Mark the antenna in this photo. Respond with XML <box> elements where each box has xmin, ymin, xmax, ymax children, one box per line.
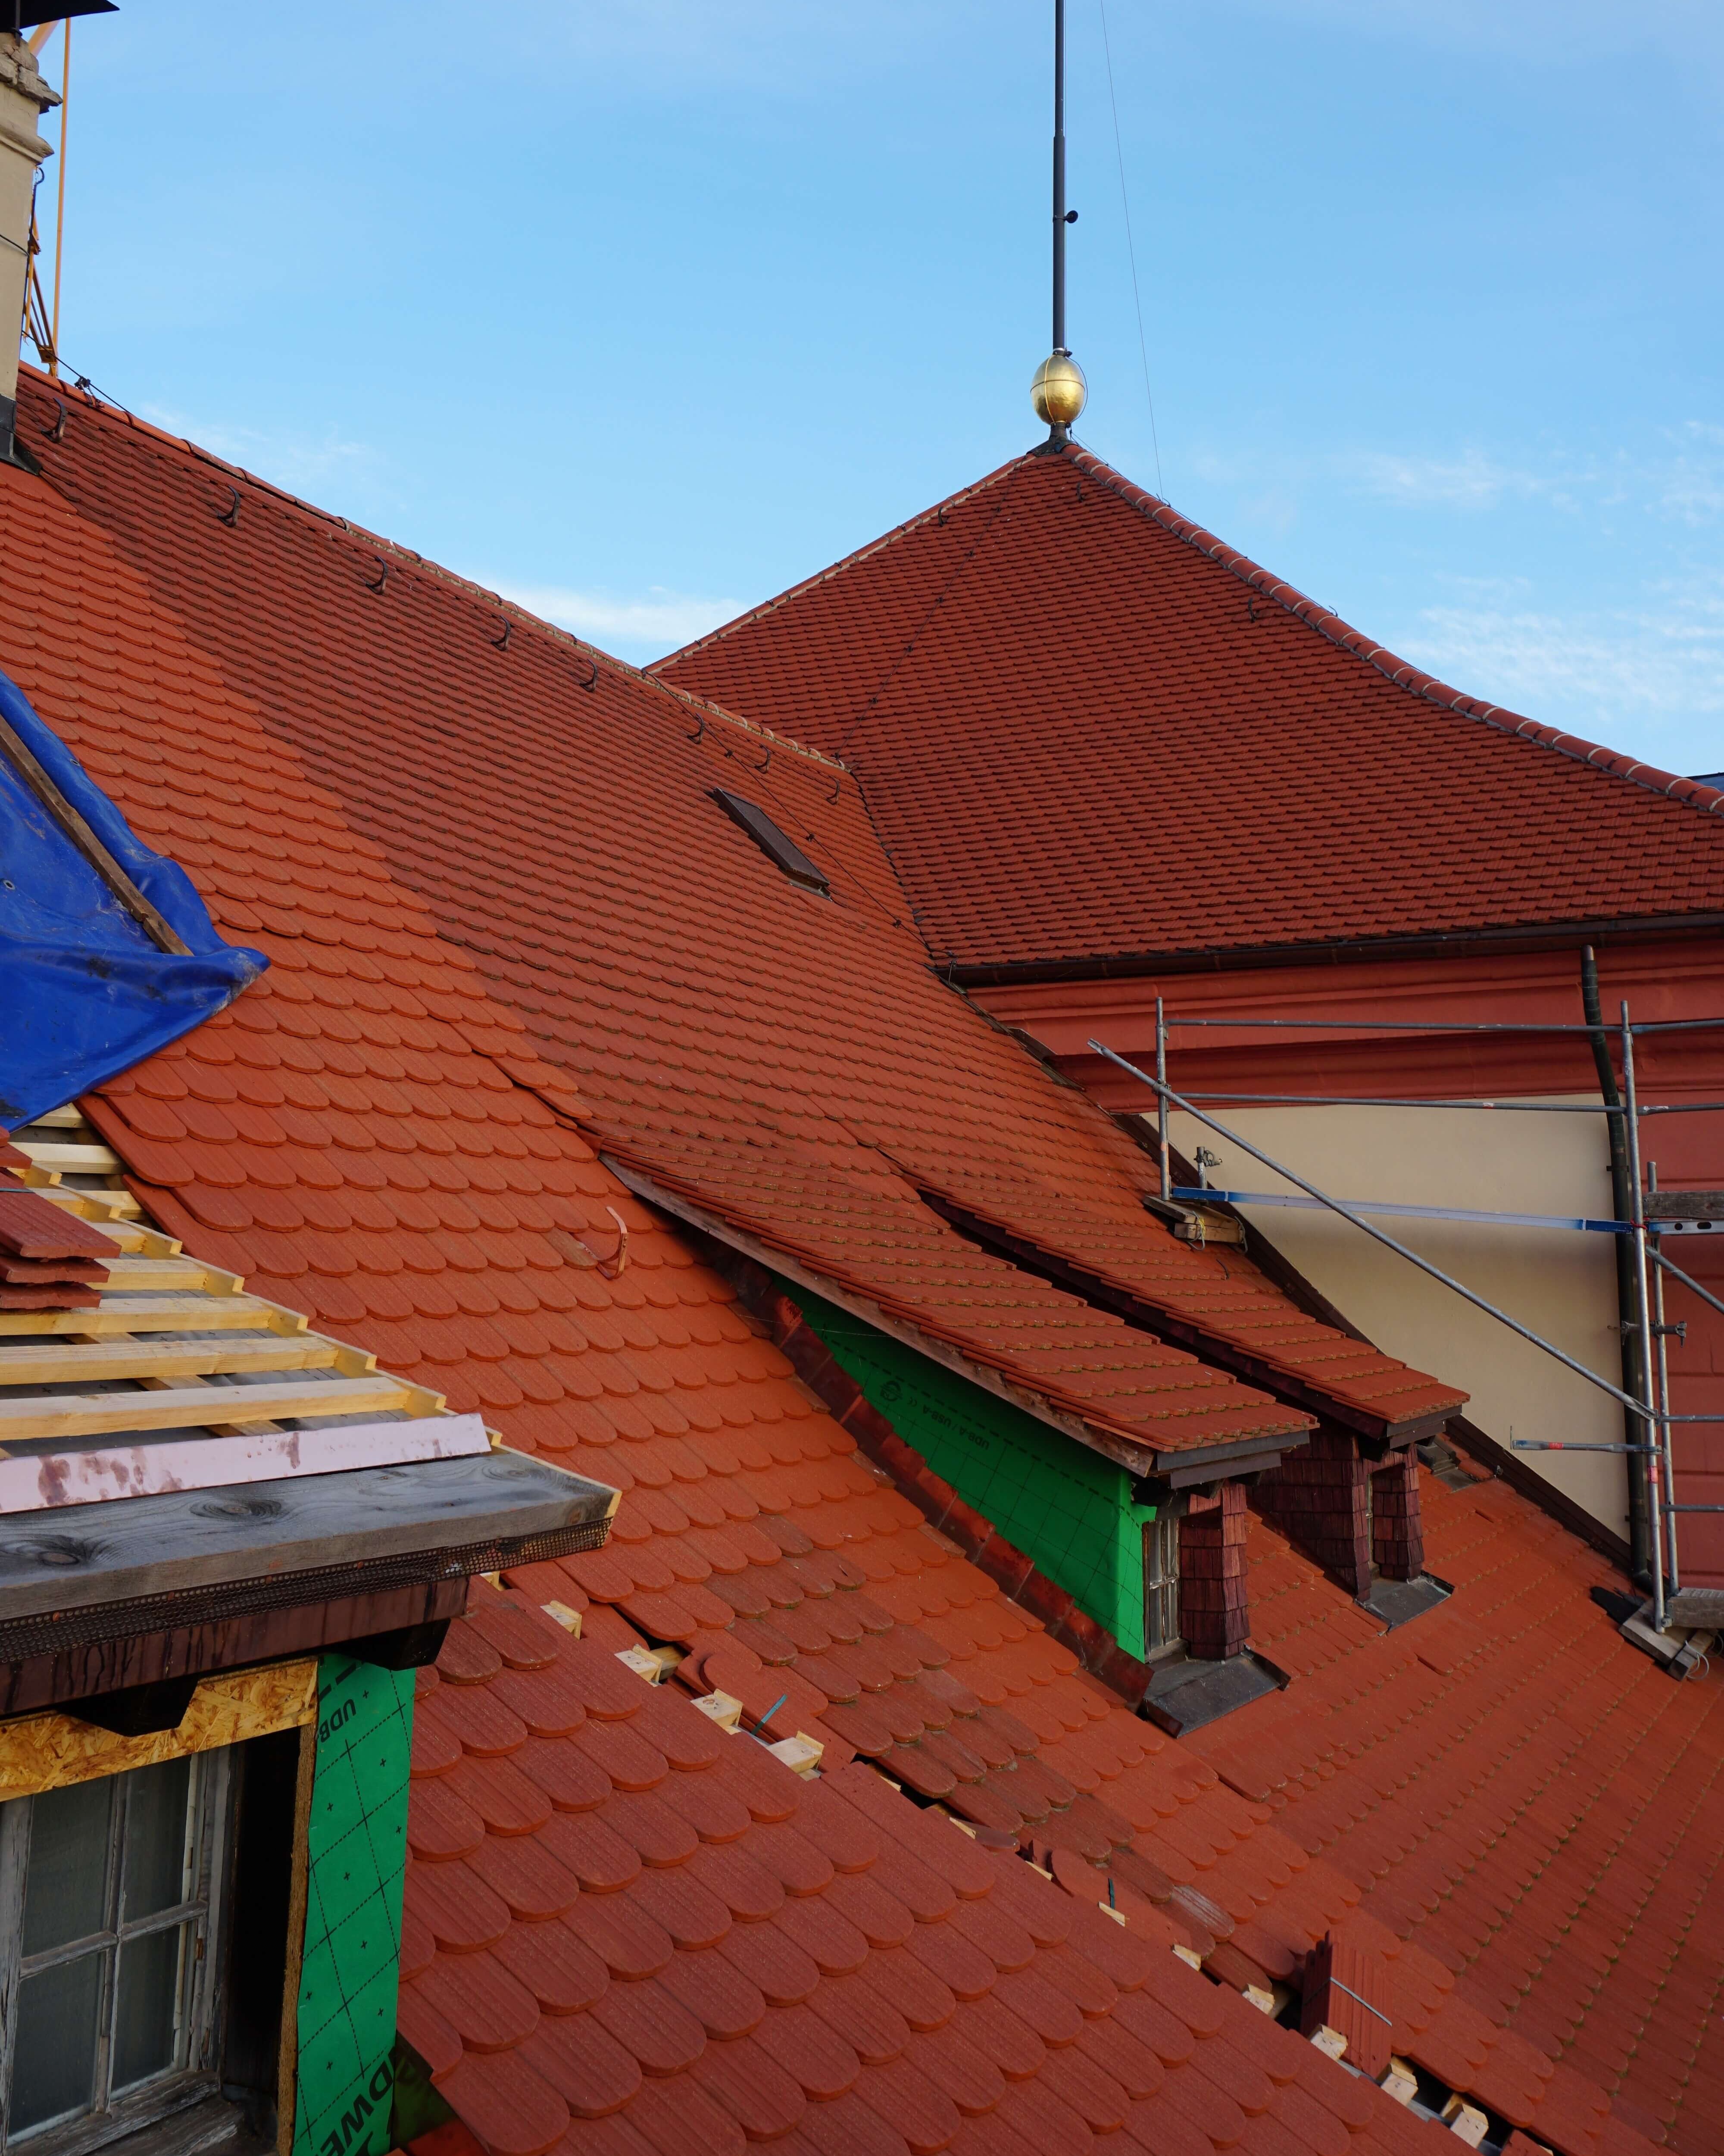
<box><xmin>1030</xmin><ymin>0</ymin><xmax>1087</xmax><ymax>441</ymax></box>
<box><xmin>1052</xmin><ymin>0</ymin><xmax>1068</xmax><ymax>355</ymax></box>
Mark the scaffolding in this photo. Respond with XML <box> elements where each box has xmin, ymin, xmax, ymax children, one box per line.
<box><xmin>1093</xmin><ymin>993</ymin><xmax>1724</xmax><ymax>1639</ymax></box>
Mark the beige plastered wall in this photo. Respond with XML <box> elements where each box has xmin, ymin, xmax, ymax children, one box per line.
<box><xmin>1165</xmin><ymin>1097</ymin><xmax>1628</xmax><ymax>1540</ymax></box>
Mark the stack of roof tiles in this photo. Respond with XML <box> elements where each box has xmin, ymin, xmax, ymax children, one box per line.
<box><xmin>657</xmin><ymin>446</ymin><xmax>1724</xmax><ymax>973</ymax></box>
<box><xmin>0</xmin><ymin>371</ymin><xmax>1712</xmax><ymax>2154</ymax></box>
<box><xmin>0</xmin><ymin>1180</ymin><xmax>116</xmax><ymax>1308</ymax></box>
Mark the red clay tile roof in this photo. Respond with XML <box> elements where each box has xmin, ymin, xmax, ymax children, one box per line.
<box><xmin>1189</xmin><ymin>1468</ymin><xmax>1722</xmax><ymax>2156</ymax></box>
<box><xmin>657</xmin><ymin>444</ymin><xmax>1724</xmax><ymax>977</ymax></box>
<box><xmin>0</xmin><ymin>367</ymin><xmax>1458</xmax><ymax>1457</ymax></box>
<box><xmin>0</xmin><ymin>371</ymin><xmax>1705</xmax><ymax>2153</ymax></box>
<box><xmin>409</xmin><ymin>1581</ymin><xmax>1462</xmax><ymax>2156</ymax></box>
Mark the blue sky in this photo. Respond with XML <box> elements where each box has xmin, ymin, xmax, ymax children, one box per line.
<box><xmin>30</xmin><ymin>0</ymin><xmax>1724</xmax><ymax>772</ymax></box>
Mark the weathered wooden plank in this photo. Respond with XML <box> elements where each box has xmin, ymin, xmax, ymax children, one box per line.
<box><xmin>0</xmin><ymin>1335</ymin><xmax>349</xmax><ymax>1390</ymax></box>
<box><xmin>0</xmin><ymin>1295</ymin><xmax>299</xmax><ymax>1338</ymax></box>
<box><xmin>1646</xmin><ymin>1191</ymin><xmax>1724</xmax><ymax>1223</ymax></box>
<box><xmin>0</xmin><ymin>1448</ymin><xmax>619</xmax><ymax>1618</ymax></box>
<box><xmin>0</xmin><ymin>1578</ymin><xmax>471</xmax><ymax>1719</ymax></box>
<box><xmin>0</xmin><ymin>1412</ymin><xmax>490</xmax><ymax>1513</ymax></box>
<box><xmin>0</xmin><ymin>1373</ymin><xmax>416</xmax><ymax>1444</ymax></box>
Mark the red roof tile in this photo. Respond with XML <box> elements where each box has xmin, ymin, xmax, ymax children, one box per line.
<box><xmin>659</xmin><ymin>443</ymin><xmax>1724</xmax><ymax>976</ymax></box>
<box><xmin>403</xmin><ymin>1587</ymin><xmax>1452</xmax><ymax>2156</ymax></box>
<box><xmin>0</xmin><ymin>371</ymin><xmax>1706</xmax><ymax>2154</ymax></box>
<box><xmin>0</xmin><ymin>368</ymin><xmax>1455</xmax><ymax>1462</ymax></box>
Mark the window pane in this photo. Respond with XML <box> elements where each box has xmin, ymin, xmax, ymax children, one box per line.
<box><xmin>122</xmin><ymin>1757</ymin><xmax>194</xmax><ymax>1922</ymax></box>
<box><xmin>10</xmin><ymin>1950</ymin><xmax>103</xmax><ymax>2135</ymax></box>
<box><xmin>112</xmin><ymin>1924</ymin><xmax>191</xmax><ymax>2095</ymax></box>
<box><xmin>21</xmin><ymin>1779</ymin><xmax>113</xmax><ymax>1957</ymax></box>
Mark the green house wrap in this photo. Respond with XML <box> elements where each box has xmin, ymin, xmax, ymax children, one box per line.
<box><xmin>293</xmin><ymin>1656</ymin><xmax>415</xmax><ymax>2156</ymax></box>
<box><xmin>786</xmin><ymin>1282</ymin><xmax>1152</xmax><ymax>1660</ymax></box>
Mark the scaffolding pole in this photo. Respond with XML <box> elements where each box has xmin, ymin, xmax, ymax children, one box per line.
<box><xmin>1127</xmin><ymin>999</ymin><xmax>1724</xmax><ymax>1629</ymax></box>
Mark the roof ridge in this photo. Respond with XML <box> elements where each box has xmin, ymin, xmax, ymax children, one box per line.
<box><xmin>1065</xmin><ymin>441</ymin><xmax>1724</xmax><ymax>822</ymax></box>
<box><xmin>650</xmin><ymin>448</ymin><xmax>1032</xmax><ymax>674</ymax></box>
<box><xmin>18</xmin><ymin>364</ymin><xmax>849</xmax><ymax>778</ymax></box>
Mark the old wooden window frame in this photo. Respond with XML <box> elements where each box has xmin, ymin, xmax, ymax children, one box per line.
<box><xmin>1143</xmin><ymin>1509</ymin><xmax>1181</xmax><ymax>1653</ymax></box>
<box><xmin>0</xmin><ymin>1749</ymin><xmax>235</xmax><ymax>2156</ymax></box>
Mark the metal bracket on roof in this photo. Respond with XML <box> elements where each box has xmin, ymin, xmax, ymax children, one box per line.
<box><xmin>43</xmin><ymin>399</ymin><xmax>65</xmax><ymax>444</ymax></box>
<box><xmin>365</xmin><ymin>556</ymin><xmax>389</xmax><ymax>593</ymax></box>
<box><xmin>491</xmin><ymin>617</ymin><xmax>511</xmax><ymax>651</ymax></box>
<box><xmin>217</xmin><ymin>486</ymin><xmax>240</xmax><ymax>528</ymax></box>
<box><xmin>578</xmin><ymin>652</ymin><xmax>598</xmax><ymax>692</ymax></box>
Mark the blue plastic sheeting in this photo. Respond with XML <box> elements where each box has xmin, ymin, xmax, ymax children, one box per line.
<box><xmin>0</xmin><ymin>666</ymin><xmax>266</xmax><ymax>1130</ymax></box>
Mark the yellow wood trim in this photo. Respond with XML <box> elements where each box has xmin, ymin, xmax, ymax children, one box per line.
<box><xmin>0</xmin><ymin>1660</ymin><xmax>319</xmax><ymax>1798</ymax></box>
<box><xmin>0</xmin><ymin>1337</ymin><xmax>345</xmax><ymax>1389</ymax></box>
<box><xmin>13</xmin><ymin>1141</ymin><xmax>124</xmax><ymax>1174</ymax></box>
<box><xmin>0</xmin><ymin>1295</ymin><xmax>290</xmax><ymax>1338</ymax></box>
<box><xmin>98</xmin><ymin>1257</ymin><xmax>243</xmax><ymax>1293</ymax></box>
<box><xmin>0</xmin><ymin>1373</ymin><xmax>416</xmax><ymax>1443</ymax></box>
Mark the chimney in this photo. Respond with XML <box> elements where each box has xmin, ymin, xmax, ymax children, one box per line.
<box><xmin>0</xmin><ymin>30</ymin><xmax>57</xmax><ymax>467</ymax></box>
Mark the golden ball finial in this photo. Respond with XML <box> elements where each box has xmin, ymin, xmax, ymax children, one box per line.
<box><xmin>1031</xmin><ymin>350</ymin><xmax>1087</xmax><ymax>430</ymax></box>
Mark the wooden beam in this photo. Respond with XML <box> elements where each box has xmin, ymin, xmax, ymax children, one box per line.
<box><xmin>98</xmin><ymin>1256</ymin><xmax>243</xmax><ymax>1293</ymax></box>
<box><xmin>12</xmin><ymin>1140</ymin><xmax>125</xmax><ymax>1176</ymax></box>
<box><xmin>0</xmin><ymin>1294</ymin><xmax>298</xmax><ymax>1338</ymax></box>
<box><xmin>0</xmin><ymin>1371</ymin><xmax>419</xmax><ymax>1444</ymax></box>
<box><xmin>0</xmin><ymin>1335</ymin><xmax>347</xmax><ymax>1389</ymax></box>
<box><xmin>0</xmin><ymin>705</ymin><xmax>192</xmax><ymax>955</ymax></box>
<box><xmin>0</xmin><ymin>1579</ymin><xmax>470</xmax><ymax>1722</ymax></box>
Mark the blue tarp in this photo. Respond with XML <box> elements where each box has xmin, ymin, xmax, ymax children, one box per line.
<box><xmin>0</xmin><ymin>666</ymin><xmax>267</xmax><ymax>1130</ymax></box>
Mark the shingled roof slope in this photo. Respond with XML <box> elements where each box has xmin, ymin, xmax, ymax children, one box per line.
<box><xmin>403</xmin><ymin>1580</ymin><xmax>1461</xmax><ymax>2156</ymax></box>
<box><xmin>0</xmin><ymin>393</ymin><xmax>1459</xmax><ymax>2156</ymax></box>
<box><xmin>2</xmin><ymin>366</ymin><xmax>1461</xmax><ymax>1461</ymax></box>
<box><xmin>656</xmin><ymin>445</ymin><xmax>1724</xmax><ymax>975</ymax></box>
<box><xmin>0</xmin><ymin>375</ymin><xmax>1699</xmax><ymax>2154</ymax></box>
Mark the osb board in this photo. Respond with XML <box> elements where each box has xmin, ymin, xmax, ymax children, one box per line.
<box><xmin>0</xmin><ymin>1657</ymin><xmax>318</xmax><ymax>1797</ymax></box>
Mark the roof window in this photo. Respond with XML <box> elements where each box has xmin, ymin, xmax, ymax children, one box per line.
<box><xmin>711</xmin><ymin>789</ymin><xmax>829</xmax><ymax>895</ymax></box>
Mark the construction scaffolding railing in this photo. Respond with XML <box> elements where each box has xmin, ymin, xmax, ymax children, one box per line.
<box><xmin>1096</xmin><ymin>993</ymin><xmax>1724</xmax><ymax>1636</ymax></box>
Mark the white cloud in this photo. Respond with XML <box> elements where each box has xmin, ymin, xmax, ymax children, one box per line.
<box><xmin>1349</xmin><ymin>448</ymin><xmax>1543</xmax><ymax>511</ymax></box>
<box><xmin>492</xmin><ymin>583</ymin><xmax>743</xmax><ymax>655</ymax></box>
<box><xmin>140</xmin><ymin>405</ymin><xmax>382</xmax><ymax>501</ymax></box>
<box><xmin>1396</xmin><ymin>574</ymin><xmax>1724</xmax><ymax>739</ymax></box>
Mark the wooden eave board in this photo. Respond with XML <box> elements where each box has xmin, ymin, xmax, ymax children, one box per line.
<box><xmin>0</xmin><ymin>1449</ymin><xmax>620</xmax><ymax>1619</ymax></box>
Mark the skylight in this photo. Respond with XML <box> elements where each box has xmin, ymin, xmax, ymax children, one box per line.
<box><xmin>710</xmin><ymin>789</ymin><xmax>830</xmax><ymax>895</ymax></box>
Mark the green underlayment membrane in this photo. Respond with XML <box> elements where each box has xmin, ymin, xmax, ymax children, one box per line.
<box><xmin>293</xmin><ymin>1655</ymin><xmax>414</xmax><ymax>2156</ymax></box>
<box><xmin>785</xmin><ymin>1280</ymin><xmax>1152</xmax><ymax>1660</ymax></box>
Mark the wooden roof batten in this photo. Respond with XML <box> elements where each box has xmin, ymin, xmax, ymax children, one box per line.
<box><xmin>0</xmin><ymin>1104</ymin><xmax>619</xmax><ymax>1721</ymax></box>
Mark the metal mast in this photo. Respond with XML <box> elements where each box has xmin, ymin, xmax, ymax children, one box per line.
<box><xmin>1052</xmin><ymin>0</ymin><xmax>1068</xmax><ymax>354</ymax></box>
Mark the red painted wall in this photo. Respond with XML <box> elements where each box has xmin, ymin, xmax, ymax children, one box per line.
<box><xmin>979</xmin><ymin>936</ymin><xmax>1724</xmax><ymax>1581</ymax></box>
